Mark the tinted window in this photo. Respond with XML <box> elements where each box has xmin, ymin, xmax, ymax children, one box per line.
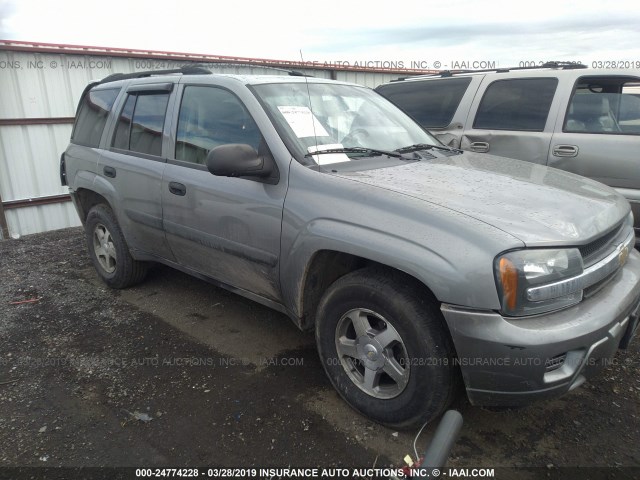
<box><xmin>72</xmin><ymin>88</ymin><xmax>120</xmax><ymax>147</ymax></box>
<box><xmin>377</xmin><ymin>77</ymin><xmax>472</xmax><ymax>128</ymax></box>
<box><xmin>473</xmin><ymin>78</ymin><xmax>558</xmax><ymax>131</ymax></box>
<box><xmin>112</xmin><ymin>95</ymin><xmax>136</xmax><ymax>150</ymax></box>
<box><xmin>565</xmin><ymin>77</ymin><xmax>640</xmax><ymax>134</ymax></box>
<box><xmin>175</xmin><ymin>86</ymin><xmax>261</xmax><ymax>165</ymax></box>
<box><xmin>112</xmin><ymin>93</ymin><xmax>169</xmax><ymax>156</ymax></box>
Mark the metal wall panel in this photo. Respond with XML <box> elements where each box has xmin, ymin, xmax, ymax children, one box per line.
<box><xmin>5</xmin><ymin>202</ymin><xmax>81</xmax><ymax>238</ymax></box>
<box><xmin>335</xmin><ymin>71</ymin><xmax>399</xmax><ymax>88</ymax></box>
<box><xmin>0</xmin><ymin>124</ymin><xmax>72</xmax><ymax>199</ymax></box>
<box><xmin>0</xmin><ymin>49</ymin><xmax>402</xmax><ymax>238</ymax></box>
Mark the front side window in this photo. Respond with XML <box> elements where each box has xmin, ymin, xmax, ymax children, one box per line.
<box><xmin>473</xmin><ymin>78</ymin><xmax>558</xmax><ymax>131</ymax></box>
<box><xmin>175</xmin><ymin>86</ymin><xmax>262</xmax><ymax>165</ymax></box>
<box><xmin>252</xmin><ymin>82</ymin><xmax>440</xmax><ymax>164</ymax></box>
<box><xmin>376</xmin><ymin>77</ymin><xmax>472</xmax><ymax>129</ymax></box>
<box><xmin>112</xmin><ymin>93</ymin><xmax>170</xmax><ymax>156</ymax></box>
<box><xmin>72</xmin><ymin>88</ymin><xmax>120</xmax><ymax>147</ymax></box>
<box><xmin>564</xmin><ymin>77</ymin><xmax>640</xmax><ymax>134</ymax></box>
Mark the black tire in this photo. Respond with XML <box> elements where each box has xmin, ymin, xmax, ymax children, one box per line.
<box><xmin>315</xmin><ymin>267</ymin><xmax>458</xmax><ymax>429</ymax></box>
<box><xmin>85</xmin><ymin>204</ymin><xmax>148</xmax><ymax>289</ymax></box>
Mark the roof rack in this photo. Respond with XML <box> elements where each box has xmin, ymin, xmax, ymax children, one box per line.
<box><xmin>99</xmin><ymin>65</ymin><xmax>212</xmax><ymax>84</ymax></box>
<box><xmin>98</xmin><ymin>63</ymin><xmax>312</xmax><ymax>86</ymax></box>
<box><xmin>392</xmin><ymin>61</ymin><xmax>587</xmax><ymax>82</ymax></box>
<box><xmin>211</xmin><ymin>63</ymin><xmax>312</xmax><ymax>77</ymax></box>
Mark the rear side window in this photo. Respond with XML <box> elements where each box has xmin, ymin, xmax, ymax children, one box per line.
<box><xmin>376</xmin><ymin>77</ymin><xmax>472</xmax><ymax>129</ymax></box>
<box><xmin>72</xmin><ymin>88</ymin><xmax>120</xmax><ymax>147</ymax></box>
<box><xmin>473</xmin><ymin>78</ymin><xmax>558</xmax><ymax>131</ymax></box>
<box><xmin>112</xmin><ymin>93</ymin><xmax>170</xmax><ymax>157</ymax></box>
<box><xmin>564</xmin><ymin>77</ymin><xmax>640</xmax><ymax>135</ymax></box>
<box><xmin>175</xmin><ymin>86</ymin><xmax>261</xmax><ymax>165</ymax></box>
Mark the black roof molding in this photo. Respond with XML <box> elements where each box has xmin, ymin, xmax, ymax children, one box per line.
<box><xmin>391</xmin><ymin>62</ymin><xmax>587</xmax><ymax>82</ymax></box>
<box><xmin>97</xmin><ymin>63</ymin><xmax>312</xmax><ymax>86</ymax></box>
<box><xmin>99</xmin><ymin>65</ymin><xmax>212</xmax><ymax>84</ymax></box>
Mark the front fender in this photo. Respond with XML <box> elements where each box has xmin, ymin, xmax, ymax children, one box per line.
<box><xmin>281</xmin><ymin>218</ymin><xmax>460</xmax><ymax>319</ymax></box>
<box><xmin>278</xmin><ymin>161</ymin><xmax>527</xmax><ymax>321</ymax></box>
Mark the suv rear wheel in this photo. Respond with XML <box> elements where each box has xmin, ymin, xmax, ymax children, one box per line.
<box><xmin>315</xmin><ymin>268</ymin><xmax>458</xmax><ymax>429</ymax></box>
<box><xmin>85</xmin><ymin>204</ymin><xmax>148</xmax><ymax>288</ymax></box>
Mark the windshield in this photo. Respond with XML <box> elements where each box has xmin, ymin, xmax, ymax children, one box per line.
<box><xmin>252</xmin><ymin>82</ymin><xmax>440</xmax><ymax>165</ymax></box>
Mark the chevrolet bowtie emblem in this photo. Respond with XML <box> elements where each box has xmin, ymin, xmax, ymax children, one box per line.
<box><xmin>619</xmin><ymin>244</ymin><xmax>629</xmax><ymax>267</ymax></box>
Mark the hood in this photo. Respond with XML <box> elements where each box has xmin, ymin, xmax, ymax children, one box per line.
<box><xmin>335</xmin><ymin>152</ymin><xmax>629</xmax><ymax>246</ymax></box>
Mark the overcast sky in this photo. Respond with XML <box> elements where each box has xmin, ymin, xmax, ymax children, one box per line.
<box><xmin>1</xmin><ymin>0</ymin><xmax>639</xmax><ymax>69</ymax></box>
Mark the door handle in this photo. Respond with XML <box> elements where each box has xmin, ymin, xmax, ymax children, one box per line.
<box><xmin>552</xmin><ymin>145</ymin><xmax>579</xmax><ymax>157</ymax></box>
<box><xmin>103</xmin><ymin>166</ymin><xmax>116</xmax><ymax>178</ymax></box>
<box><xmin>470</xmin><ymin>142</ymin><xmax>490</xmax><ymax>153</ymax></box>
<box><xmin>168</xmin><ymin>182</ymin><xmax>187</xmax><ymax>196</ymax></box>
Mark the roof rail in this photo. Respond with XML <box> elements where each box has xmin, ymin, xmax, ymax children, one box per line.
<box><xmin>288</xmin><ymin>70</ymin><xmax>313</xmax><ymax>77</ymax></box>
<box><xmin>99</xmin><ymin>65</ymin><xmax>212</xmax><ymax>84</ymax></box>
<box><xmin>391</xmin><ymin>61</ymin><xmax>587</xmax><ymax>82</ymax></box>
<box><xmin>97</xmin><ymin>63</ymin><xmax>313</xmax><ymax>86</ymax></box>
<box><xmin>212</xmin><ymin>63</ymin><xmax>312</xmax><ymax>77</ymax></box>
<box><xmin>210</xmin><ymin>62</ymin><xmax>313</xmax><ymax>77</ymax></box>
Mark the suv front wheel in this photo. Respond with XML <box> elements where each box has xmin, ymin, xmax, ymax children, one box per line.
<box><xmin>85</xmin><ymin>204</ymin><xmax>148</xmax><ymax>289</ymax></box>
<box><xmin>315</xmin><ymin>268</ymin><xmax>458</xmax><ymax>429</ymax></box>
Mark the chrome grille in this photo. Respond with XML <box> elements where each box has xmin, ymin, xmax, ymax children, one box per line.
<box><xmin>579</xmin><ymin>222</ymin><xmax>625</xmax><ymax>266</ymax></box>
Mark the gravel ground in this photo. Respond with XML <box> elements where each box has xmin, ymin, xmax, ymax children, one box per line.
<box><xmin>0</xmin><ymin>227</ymin><xmax>639</xmax><ymax>479</ymax></box>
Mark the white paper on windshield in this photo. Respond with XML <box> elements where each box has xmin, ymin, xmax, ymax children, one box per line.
<box><xmin>307</xmin><ymin>143</ymin><xmax>350</xmax><ymax>165</ymax></box>
<box><xmin>278</xmin><ymin>106</ymin><xmax>329</xmax><ymax>138</ymax></box>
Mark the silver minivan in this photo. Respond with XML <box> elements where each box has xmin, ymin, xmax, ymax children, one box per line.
<box><xmin>376</xmin><ymin>66</ymin><xmax>640</xmax><ymax>245</ymax></box>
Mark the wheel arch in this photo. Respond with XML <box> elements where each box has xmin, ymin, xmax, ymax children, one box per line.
<box><xmin>295</xmin><ymin>248</ymin><xmax>444</xmax><ymax>331</ymax></box>
<box><xmin>74</xmin><ymin>188</ymin><xmax>112</xmax><ymax>223</ymax></box>
<box><xmin>72</xmin><ymin>172</ymin><xmax>121</xmax><ymax>223</ymax></box>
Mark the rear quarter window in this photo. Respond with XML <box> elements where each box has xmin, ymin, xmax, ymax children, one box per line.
<box><xmin>72</xmin><ymin>88</ymin><xmax>120</xmax><ymax>147</ymax></box>
<box><xmin>376</xmin><ymin>77</ymin><xmax>472</xmax><ymax>129</ymax></box>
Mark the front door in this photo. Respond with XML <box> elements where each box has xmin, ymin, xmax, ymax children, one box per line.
<box><xmin>161</xmin><ymin>85</ymin><xmax>287</xmax><ymax>301</ymax></box>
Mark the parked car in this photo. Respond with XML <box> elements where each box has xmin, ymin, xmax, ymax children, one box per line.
<box><xmin>375</xmin><ymin>65</ymin><xmax>640</xmax><ymax>246</ymax></box>
<box><xmin>62</xmin><ymin>67</ymin><xmax>640</xmax><ymax>428</ymax></box>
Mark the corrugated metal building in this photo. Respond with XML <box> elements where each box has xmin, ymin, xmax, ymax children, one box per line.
<box><xmin>0</xmin><ymin>40</ymin><xmax>436</xmax><ymax>239</ymax></box>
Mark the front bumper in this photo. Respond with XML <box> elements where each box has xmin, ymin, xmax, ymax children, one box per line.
<box><xmin>441</xmin><ymin>250</ymin><xmax>640</xmax><ymax>406</ymax></box>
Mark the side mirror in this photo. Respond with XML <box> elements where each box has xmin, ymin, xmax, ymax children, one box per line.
<box><xmin>206</xmin><ymin>144</ymin><xmax>273</xmax><ymax>178</ymax></box>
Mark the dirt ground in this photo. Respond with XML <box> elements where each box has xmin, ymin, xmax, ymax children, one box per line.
<box><xmin>1</xmin><ymin>227</ymin><xmax>639</xmax><ymax>479</ymax></box>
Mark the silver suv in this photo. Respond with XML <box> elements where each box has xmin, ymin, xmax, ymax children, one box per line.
<box><xmin>62</xmin><ymin>67</ymin><xmax>640</xmax><ymax>428</ymax></box>
<box><xmin>376</xmin><ymin>65</ymin><xmax>640</xmax><ymax>245</ymax></box>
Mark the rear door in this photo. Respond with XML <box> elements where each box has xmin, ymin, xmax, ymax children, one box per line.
<box><xmin>548</xmin><ymin>74</ymin><xmax>640</xmax><ymax>237</ymax></box>
<box><xmin>161</xmin><ymin>83</ymin><xmax>287</xmax><ymax>301</ymax></box>
<box><xmin>461</xmin><ymin>75</ymin><xmax>561</xmax><ymax>164</ymax></box>
<box><xmin>98</xmin><ymin>82</ymin><xmax>177</xmax><ymax>260</ymax></box>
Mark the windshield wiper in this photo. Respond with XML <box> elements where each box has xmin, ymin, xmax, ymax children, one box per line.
<box><xmin>395</xmin><ymin>143</ymin><xmax>462</xmax><ymax>154</ymax></box>
<box><xmin>305</xmin><ymin>147</ymin><xmax>406</xmax><ymax>159</ymax></box>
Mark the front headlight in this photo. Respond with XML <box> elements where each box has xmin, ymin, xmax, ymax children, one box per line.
<box><xmin>495</xmin><ymin>248</ymin><xmax>584</xmax><ymax>316</ymax></box>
